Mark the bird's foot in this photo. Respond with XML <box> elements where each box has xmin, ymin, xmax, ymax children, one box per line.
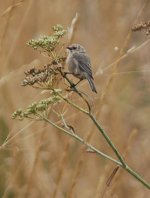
<box><xmin>63</xmin><ymin>72</ymin><xmax>72</xmax><ymax>77</ymax></box>
<box><xmin>70</xmin><ymin>83</ymin><xmax>76</xmax><ymax>90</ymax></box>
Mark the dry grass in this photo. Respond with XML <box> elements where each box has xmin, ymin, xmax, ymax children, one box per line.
<box><xmin>0</xmin><ymin>0</ymin><xmax>150</xmax><ymax>197</ymax></box>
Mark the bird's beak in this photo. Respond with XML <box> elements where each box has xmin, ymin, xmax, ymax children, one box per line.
<box><xmin>67</xmin><ymin>46</ymin><xmax>71</xmax><ymax>50</ymax></box>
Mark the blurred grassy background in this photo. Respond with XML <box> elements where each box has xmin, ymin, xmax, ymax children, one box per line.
<box><xmin>0</xmin><ymin>0</ymin><xmax>150</xmax><ymax>197</ymax></box>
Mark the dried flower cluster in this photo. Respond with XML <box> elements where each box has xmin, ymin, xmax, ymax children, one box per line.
<box><xmin>27</xmin><ymin>24</ymin><xmax>66</xmax><ymax>51</ymax></box>
<box><xmin>132</xmin><ymin>20</ymin><xmax>150</xmax><ymax>35</ymax></box>
<box><xmin>21</xmin><ymin>64</ymin><xmax>62</xmax><ymax>88</ymax></box>
<box><xmin>21</xmin><ymin>25</ymin><xmax>67</xmax><ymax>89</ymax></box>
<box><xmin>12</xmin><ymin>91</ymin><xmax>62</xmax><ymax>120</ymax></box>
<box><xmin>12</xmin><ymin>24</ymin><xmax>68</xmax><ymax>120</ymax></box>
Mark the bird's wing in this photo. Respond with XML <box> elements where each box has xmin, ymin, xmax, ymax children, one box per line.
<box><xmin>72</xmin><ymin>53</ymin><xmax>93</xmax><ymax>79</ymax></box>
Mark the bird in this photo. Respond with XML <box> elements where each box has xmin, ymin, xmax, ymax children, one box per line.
<box><xmin>66</xmin><ymin>44</ymin><xmax>97</xmax><ymax>93</ymax></box>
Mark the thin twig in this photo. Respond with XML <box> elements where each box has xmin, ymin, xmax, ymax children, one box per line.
<box><xmin>67</xmin><ymin>13</ymin><xmax>79</xmax><ymax>44</ymax></box>
<box><xmin>40</xmin><ymin>114</ymin><xmax>150</xmax><ymax>189</ymax></box>
<box><xmin>56</xmin><ymin>91</ymin><xmax>126</xmax><ymax>167</ymax></box>
<box><xmin>49</xmin><ymin>92</ymin><xmax>150</xmax><ymax>189</ymax></box>
<box><xmin>89</xmin><ymin>113</ymin><xmax>126</xmax><ymax>167</ymax></box>
<box><xmin>41</xmin><ymin>115</ymin><xmax>121</xmax><ymax>166</ymax></box>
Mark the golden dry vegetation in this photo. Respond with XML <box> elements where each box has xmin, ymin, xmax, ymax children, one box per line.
<box><xmin>0</xmin><ymin>0</ymin><xmax>150</xmax><ymax>197</ymax></box>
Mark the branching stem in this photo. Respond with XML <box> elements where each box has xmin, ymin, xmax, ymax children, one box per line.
<box><xmin>40</xmin><ymin>114</ymin><xmax>150</xmax><ymax>189</ymax></box>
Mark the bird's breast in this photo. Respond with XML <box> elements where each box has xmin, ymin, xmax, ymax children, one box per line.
<box><xmin>66</xmin><ymin>55</ymin><xmax>78</xmax><ymax>73</ymax></box>
<box><xmin>66</xmin><ymin>54</ymin><xmax>86</xmax><ymax>80</ymax></box>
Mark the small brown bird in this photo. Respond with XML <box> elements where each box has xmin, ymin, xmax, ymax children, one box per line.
<box><xmin>66</xmin><ymin>44</ymin><xmax>97</xmax><ymax>93</ymax></box>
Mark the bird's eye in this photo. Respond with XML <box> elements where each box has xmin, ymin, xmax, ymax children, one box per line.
<box><xmin>72</xmin><ymin>47</ymin><xmax>76</xmax><ymax>50</ymax></box>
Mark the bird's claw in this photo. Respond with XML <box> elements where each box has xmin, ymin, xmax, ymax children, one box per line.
<box><xmin>70</xmin><ymin>83</ymin><xmax>76</xmax><ymax>89</ymax></box>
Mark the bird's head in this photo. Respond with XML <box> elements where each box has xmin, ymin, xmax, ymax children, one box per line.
<box><xmin>67</xmin><ymin>44</ymin><xmax>86</xmax><ymax>54</ymax></box>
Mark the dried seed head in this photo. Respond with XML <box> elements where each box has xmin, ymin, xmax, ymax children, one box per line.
<box><xmin>132</xmin><ymin>20</ymin><xmax>150</xmax><ymax>35</ymax></box>
<box><xmin>21</xmin><ymin>64</ymin><xmax>62</xmax><ymax>88</ymax></box>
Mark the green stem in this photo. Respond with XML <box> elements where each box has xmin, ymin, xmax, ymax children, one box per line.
<box><xmin>90</xmin><ymin>114</ymin><xmax>150</xmax><ymax>189</ymax></box>
<box><xmin>57</xmin><ymin>92</ymin><xmax>88</xmax><ymax>114</ymax></box>
<box><xmin>42</xmin><ymin>115</ymin><xmax>150</xmax><ymax>189</ymax></box>
<box><xmin>58</xmin><ymin>93</ymin><xmax>126</xmax><ymax>167</ymax></box>
<box><xmin>54</xmin><ymin>94</ymin><xmax>150</xmax><ymax>189</ymax></box>
<box><xmin>125</xmin><ymin>165</ymin><xmax>150</xmax><ymax>189</ymax></box>
<box><xmin>89</xmin><ymin>113</ymin><xmax>126</xmax><ymax>168</ymax></box>
<box><xmin>42</xmin><ymin>116</ymin><xmax>121</xmax><ymax>165</ymax></box>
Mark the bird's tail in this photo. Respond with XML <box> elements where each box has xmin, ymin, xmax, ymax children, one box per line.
<box><xmin>87</xmin><ymin>76</ymin><xmax>97</xmax><ymax>93</ymax></box>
